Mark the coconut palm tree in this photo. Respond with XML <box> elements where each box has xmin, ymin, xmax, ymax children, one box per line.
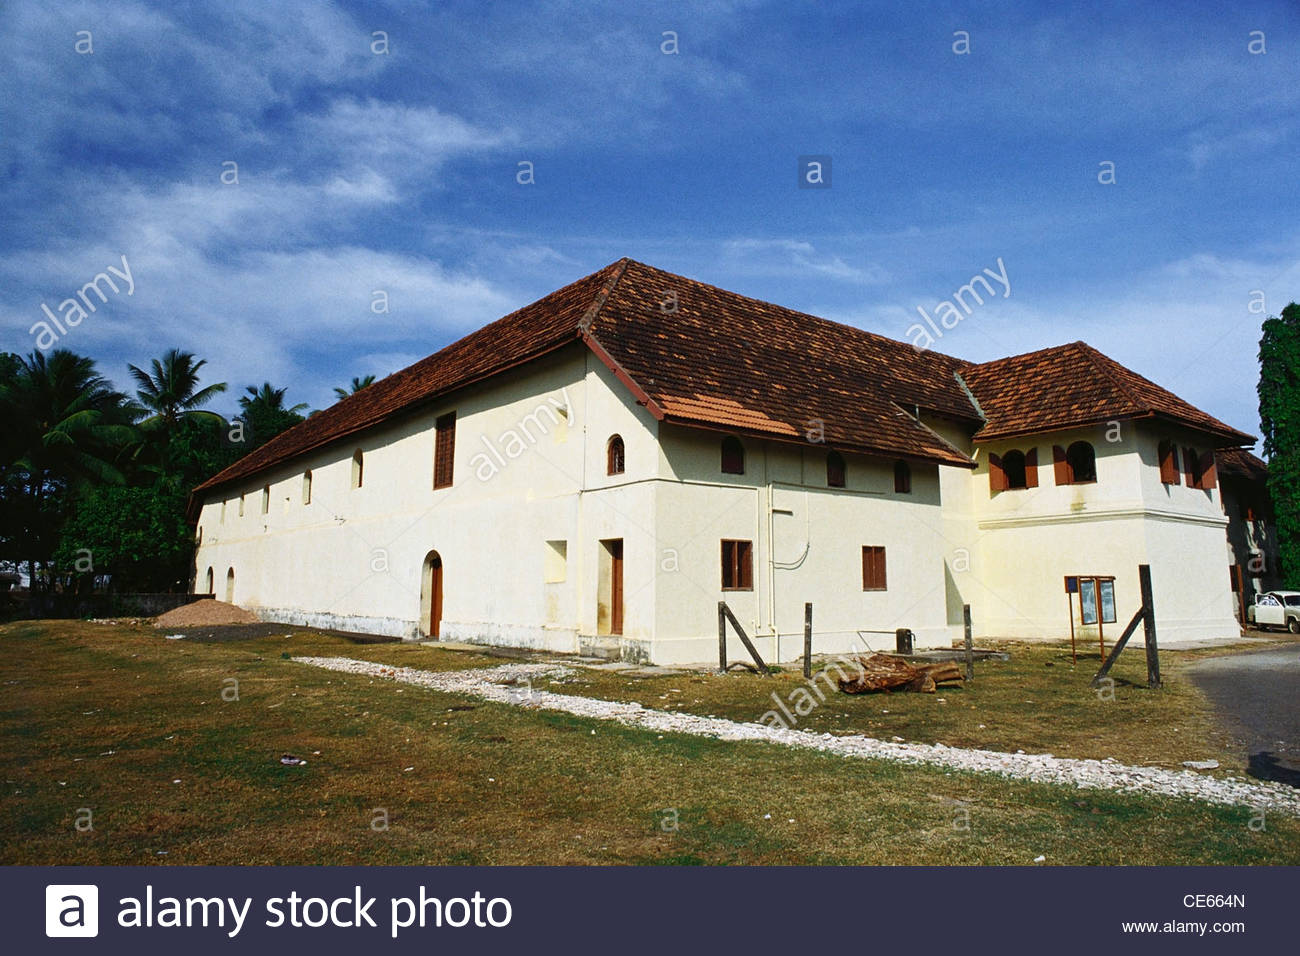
<box><xmin>334</xmin><ymin>374</ymin><xmax>376</xmax><ymax>401</ymax></box>
<box><xmin>0</xmin><ymin>350</ymin><xmax>135</xmax><ymax>588</ymax></box>
<box><xmin>128</xmin><ymin>349</ymin><xmax>227</xmax><ymax>435</ymax></box>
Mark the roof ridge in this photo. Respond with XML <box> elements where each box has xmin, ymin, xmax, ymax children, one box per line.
<box><xmin>577</xmin><ymin>257</ymin><xmax>631</xmax><ymax>335</ymax></box>
<box><xmin>1072</xmin><ymin>341</ymin><xmax>1144</xmax><ymax>413</ymax></box>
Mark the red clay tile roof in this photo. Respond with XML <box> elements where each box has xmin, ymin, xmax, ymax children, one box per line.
<box><xmin>960</xmin><ymin>341</ymin><xmax>1254</xmax><ymax>446</ymax></box>
<box><xmin>194</xmin><ymin>260</ymin><xmax>1252</xmax><ymax>497</ymax></box>
<box><xmin>1217</xmin><ymin>447</ymin><xmax>1268</xmax><ymax>481</ymax></box>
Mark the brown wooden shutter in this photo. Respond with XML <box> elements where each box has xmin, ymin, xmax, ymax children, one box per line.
<box><xmin>1199</xmin><ymin>450</ymin><xmax>1217</xmax><ymax>490</ymax></box>
<box><xmin>740</xmin><ymin>541</ymin><xmax>753</xmax><ymax>589</ymax></box>
<box><xmin>434</xmin><ymin>412</ymin><xmax>456</xmax><ymax>488</ymax></box>
<box><xmin>1053</xmin><ymin>445</ymin><xmax>1069</xmax><ymax>485</ymax></box>
<box><xmin>988</xmin><ymin>452</ymin><xmax>1006</xmax><ymax>493</ymax></box>
<box><xmin>1024</xmin><ymin>447</ymin><xmax>1039</xmax><ymax>488</ymax></box>
<box><xmin>1159</xmin><ymin>441</ymin><xmax>1179</xmax><ymax>484</ymax></box>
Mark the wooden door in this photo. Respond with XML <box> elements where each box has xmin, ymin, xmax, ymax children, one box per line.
<box><xmin>429</xmin><ymin>554</ymin><xmax>443</xmax><ymax>639</ymax></box>
<box><xmin>609</xmin><ymin>539</ymin><xmax>623</xmax><ymax>635</ymax></box>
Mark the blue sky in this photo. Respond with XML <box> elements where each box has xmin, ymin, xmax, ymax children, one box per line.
<box><xmin>2</xmin><ymin>0</ymin><xmax>1297</xmax><ymax>445</ymax></box>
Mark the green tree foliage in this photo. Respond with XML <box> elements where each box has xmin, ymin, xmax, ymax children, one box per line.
<box><xmin>1258</xmin><ymin>301</ymin><xmax>1300</xmax><ymax>587</ymax></box>
<box><xmin>53</xmin><ymin>484</ymin><xmax>192</xmax><ymax>592</ymax></box>
<box><xmin>334</xmin><ymin>374</ymin><xmax>375</xmax><ymax>401</ymax></box>
<box><xmin>237</xmin><ymin>382</ymin><xmax>308</xmax><ymax>450</ymax></box>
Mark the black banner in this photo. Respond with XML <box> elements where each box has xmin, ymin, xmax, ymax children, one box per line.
<box><xmin>6</xmin><ymin>866</ymin><xmax>1290</xmax><ymax>953</ymax></box>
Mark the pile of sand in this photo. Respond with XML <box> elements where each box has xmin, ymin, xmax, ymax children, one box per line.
<box><xmin>153</xmin><ymin>599</ymin><xmax>260</xmax><ymax>628</ymax></box>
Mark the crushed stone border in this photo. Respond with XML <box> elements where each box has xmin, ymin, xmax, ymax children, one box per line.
<box><xmin>294</xmin><ymin>656</ymin><xmax>1300</xmax><ymax>817</ymax></box>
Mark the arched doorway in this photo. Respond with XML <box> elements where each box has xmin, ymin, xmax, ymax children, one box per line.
<box><xmin>421</xmin><ymin>551</ymin><xmax>444</xmax><ymax>639</ymax></box>
<box><xmin>205</xmin><ymin>567</ymin><xmax>214</xmax><ymax>595</ymax></box>
<box><xmin>225</xmin><ymin>568</ymin><xmax>235</xmax><ymax>603</ymax></box>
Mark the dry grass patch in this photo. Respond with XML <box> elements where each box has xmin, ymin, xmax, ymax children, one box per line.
<box><xmin>1</xmin><ymin>621</ymin><xmax>1296</xmax><ymax>866</ymax></box>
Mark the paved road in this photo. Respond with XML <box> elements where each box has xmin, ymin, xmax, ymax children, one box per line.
<box><xmin>1187</xmin><ymin>641</ymin><xmax>1300</xmax><ymax>787</ymax></box>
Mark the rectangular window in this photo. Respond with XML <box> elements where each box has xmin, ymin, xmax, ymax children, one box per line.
<box><xmin>721</xmin><ymin>539</ymin><xmax>753</xmax><ymax>590</ymax></box>
<box><xmin>544</xmin><ymin>540</ymin><xmax>567</xmax><ymax>583</ymax></box>
<box><xmin>261</xmin><ymin>484</ymin><xmax>270</xmax><ymax>514</ymax></box>
<box><xmin>238</xmin><ymin>494</ymin><xmax>245</xmax><ymax>517</ymax></box>
<box><xmin>862</xmin><ymin>546</ymin><xmax>887</xmax><ymax>591</ymax></box>
<box><xmin>434</xmin><ymin>412</ymin><xmax>456</xmax><ymax>488</ymax></box>
<box><xmin>220</xmin><ymin>499</ymin><xmax>227</xmax><ymax>523</ymax></box>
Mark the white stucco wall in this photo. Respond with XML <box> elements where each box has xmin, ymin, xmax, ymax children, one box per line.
<box><xmin>193</xmin><ymin>348</ymin><xmax>1242</xmax><ymax>663</ymax></box>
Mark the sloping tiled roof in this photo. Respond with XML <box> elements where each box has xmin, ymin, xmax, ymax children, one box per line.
<box><xmin>960</xmin><ymin>341</ymin><xmax>1254</xmax><ymax>446</ymax></box>
<box><xmin>1217</xmin><ymin>447</ymin><xmax>1268</xmax><ymax>481</ymax></box>
<box><xmin>195</xmin><ymin>260</ymin><xmax>1252</xmax><ymax>496</ymax></box>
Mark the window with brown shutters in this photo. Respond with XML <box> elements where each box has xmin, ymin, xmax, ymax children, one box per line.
<box><xmin>1158</xmin><ymin>440</ymin><xmax>1180</xmax><ymax>484</ymax></box>
<box><xmin>721</xmin><ymin>436</ymin><xmax>745</xmax><ymax>475</ymax></box>
<box><xmin>607</xmin><ymin>434</ymin><xmax>625</xmax><ymax>475</ymax></box>
<box><xmin>1054</xmin><ymin>442</ymin><xmax>1096</xmax><ymax>484</ymax></box>
<box><xmin>721</xmin><ymin>539</ymin><xmax>753</xmax><ymax>590</ymax></box>
<box><xmin>434</xmin><ymin>412</ymin><xmax>456</xmax><ymax>488</ymax></box>
<box><xmin>827</xmin><ymin>451</ymin><xmax>846</xmax><ymax>488</ymax></box>
<box><xmin>894</xmin><ymin>459</ymin><xmax>911</xmax><ymax>493</ymax></box>
<box><xmin>862</xmin><ymin>546</ymin><xmax>887</xmax><ymax>591</ymax></box>
<box><xmin>990</xmin><ymin>449</ymin><xmax>1035</xmax><ymax>492</ymax></box>
<box><xmin>1184</xmin><ymin>447</ymin><xmax>1216</xmax><ymax>490</ymax></box>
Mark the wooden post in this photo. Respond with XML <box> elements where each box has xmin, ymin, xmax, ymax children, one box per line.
<box><xmin>803</xmin><ymin>603</ymin><xmax>813</xmax><ymax>679</ymax></box>
<box><xmin>963</xmin><ymin>603</ymin><xmax>974</xmax><ymax>682</ymax></box>
<box><xmin>1066</xmin><ymin>587</ymin><xmax>1077</xmax><ymax>663</ymax></box>
<box><xmin>718</xmin><ymin>601</ymin><xmax>727</xmax><ymax>674</ymax></box>
<box><xmin>1140</xmin><ymin>564</ymin><xmax>1160</xmax><ymax>688</ymax></box>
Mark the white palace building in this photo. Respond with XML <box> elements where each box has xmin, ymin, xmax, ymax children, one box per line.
<box><xmin>190</xmin><ymin>259</ymin><xmax>1261</xmax><ymax>665</ymax></box>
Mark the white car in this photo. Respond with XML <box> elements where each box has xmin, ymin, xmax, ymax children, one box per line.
<box><xmin>1248</xmin><ymin>591</ymin><xmax>1300</xmax><ymax>633</ymax></box>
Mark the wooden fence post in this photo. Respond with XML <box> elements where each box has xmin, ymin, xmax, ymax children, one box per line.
<box><xmin>803</xmin><ymin>603</ymin><xmax>813</xmax><ymax>679</ymax></box>
<box><xmin>1140</xmin><ymin>564</ymin><xmax>1160</xmax><ymax>688</ymax></box>
<box><xmin>963</xmin><ymin>603</ymin><xmax>974</xmax><ymax>682</ymax></box>
<box><xmin>718</xmin><ymin>601</ymin><xmax>727</xmax><ymax>674</ymax></box>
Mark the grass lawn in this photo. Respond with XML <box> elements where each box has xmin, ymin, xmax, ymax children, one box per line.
<box><xmin>1</xmin><ymin>619</ymin><xmax>1297</xmax><ymax>865</ymax></box>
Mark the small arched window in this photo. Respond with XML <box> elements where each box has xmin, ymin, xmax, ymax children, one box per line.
<box><xmin>721</xmin><ymin>436</ymin><xmax>745</xmax><ymax>475</ymax></box>
<box><xmin>1002</xmin><ymin>450</ymin><xmax>1027</xmax><ymax>490</ymax></box>
<box><xmin>225</xmin><ymin>567</ymin><xmax>235</xmax><ymax>603</ymax></box>
<box><xmin>827</xmin><ymin>451</ymin><xmax>846</xmax><ymax>488</ymax></box>
<box><xmin>351</xmin><ymin>449</ymin><xmax>364</xmax><ymax>489</ymax></box>
<box><xmin>302</xmin><ymin>470</ymin><xmax>313</xmax><ymax>504</ymax></box>
<box><xmin>1057</xmin><ymin>441</ymin><xmax>1097</xmax><ymax>484</ymax></box>
<box><xmin>894</xmin><ymin>460</ymin><xmax>912</xmax><ymax>494</ymax></box>
<box><xmin>607</xmin><ymin>434</ymin><xmax>625</xmax><ymax>475</ymax></box>
<box><xmin>205</xmin><ymin>567</ymin><xmax>214</xmax><ymax>595</ymax></box>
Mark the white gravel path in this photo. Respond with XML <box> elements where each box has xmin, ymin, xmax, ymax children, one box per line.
<box><xmin>296</xmin><ymin>656</ymin><xmax>1300</xmax><ymax>817</ymax></box>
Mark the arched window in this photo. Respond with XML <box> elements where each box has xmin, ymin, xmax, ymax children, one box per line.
<box><xmin>1056</xmin><ymin>441</ymin><xmax>1097</xmax><ymax>484</ymax></box>
<box><xmin>205</xmin><ymin>567</ymin><xmax>214</xmax><ymax>595</ymax></box>
<box><xmin>607</xmin><ymin>434</ymin><xmax>625</xmax><ymax>475</ymax></box>
<box><xmin>225</xmin><ymin>567</ymin><xmax>235</xmax><ymax>603</ymax></box>
<box><xmin>1003</xmin><ymin>450</ymin><xmax>1027</xmax><ymax>490</ymax></box>
<box><xmin>351</xmin><ymin>449</ymin><xmax>364</xmax><ymax>489</ymax></box>
<box><xmin>721</xmin><ymin>436</ymin><xmax>745</xmax><ymax>475</ymax></box>
<box><xmin>302</xmin><ymin>470</ymin><xmax>312</xmax><ymax>504</ymax></box>
<box><xmin>827</xmin><ymin>451</ymin><xmax>845</xmax><ymax>488</ymax></box>
<box><xmin>894</xmin><ymin>460</ymin><xmax>912</xmax><ymax>494</ymax></box>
